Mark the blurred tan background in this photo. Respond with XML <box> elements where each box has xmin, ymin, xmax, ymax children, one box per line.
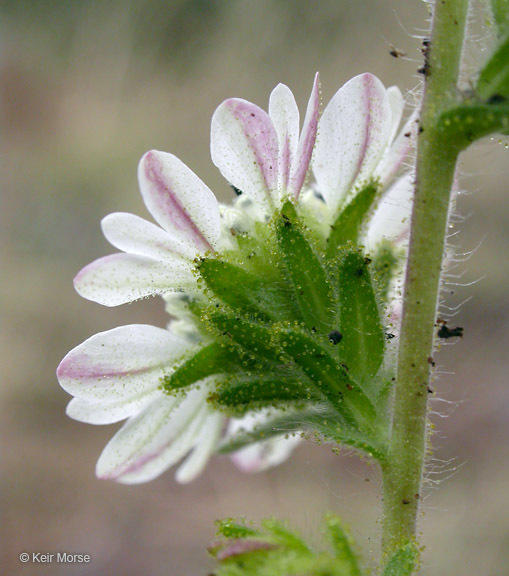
<box><xmin>1</xmin><ymin>1</ymin><xmax>508</xmax><ymax>575</ymax></box>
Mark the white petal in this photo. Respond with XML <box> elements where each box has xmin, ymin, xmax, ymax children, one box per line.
<box><xmin>101</xmin><ymin>212</ymin><xmax>197</xmax><ymax>261</ymax></box>
<box><xmin>313</xmin><ymin>73</ymin><xmax>392</xmax><ymax>215</ymax></box>
<box><xmin>269</xmin><ymin>83</ymin><xmax>299</xmax><ymax>192</ymax></box>
<box><xmin>231</xmin><ymin>435</ymin><xmax>302</xmax><ymax>473</ymax></box>
<box><xmin>211</xmin><ymin>98</ymin><xmax>279</xmax><ymax>209</ymax></box>
<box><xmin>66</xmin><ymin>389</ymin><xmax>162</xmax><ymax>424</ymax></box>
<box><xmin>365</xmin><ymin>173</ymin><xmax>414</xmax><ymax>250</ymax></box>
<box><xmin>57</xmin><ymin>324</ymin><xmax>194</xmax><ymax>404</ymax></box>
<box><xmin>138</xmin><ymin>150</ymin><xmax>221</xmax><ymax>253</ymax></box>
<box><xmin>96</xmin><ymin>387</ymin><xmax>209</xmax><ymax>484</ymax></box>
<box><xmin>74</xmin><ymin>253</ymin><xmax>194</xmax><ymax>306</ymax></box>
<box><xmin>291</xmin><ymin>72</ymin><xmax>320</xmax><ymax>199</ymax></box>
<box><xmin>174</xmin><ymin>411</ymin><xmax>224</xmax><ymax>483</ymax></box>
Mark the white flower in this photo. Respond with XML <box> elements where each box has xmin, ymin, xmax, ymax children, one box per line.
<box><xmin>58</xmin><ymin>73</ymin><xmax>415</xmax><ymax>483</ymax></box>
<box><xmin>57</xmin><ymin>325</ymin><xmax>222</xmax><ymax>484</ymax></box>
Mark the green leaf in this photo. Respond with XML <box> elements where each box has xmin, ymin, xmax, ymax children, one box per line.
<box><xmin>160</xmin><ymin>342</ymin><xmax>244</xmax><ymax>392</ymax></box>
<box><xmin>382</xmin><ymin>542</ymin><xmax>419</xmax><ymax>576</ymax></box>
<box><xmin>326</xmin><ymin>515</ymin><xmax>362</xmax><ymax>576</ymax></box>
<box><xmin>199</xmin><ymin>259</ymin><xmax>295</xmax><ymax>323</ymax></box>
<box><xmin>335</xmin><ymin>249</ymin><xmax>385</xmax><ymax>393</ymax></box>
<box><xmin>213</xmin><ymin>374</ymin><xmax>316</xmax><ymax>415</ymax></box>
<box><xmin>326</xmin><ymin>181</ymin><xmax>378</xmax><ymax>260</ymax></box>
<box><xmin>276</xmin><ymin>200</ymin><xmax>335</xmax><ymax>333</ymax></box>
<box><xmin>477</xmin><ymin>32</ymin><xmax>509</xmax><ymax>101</ymax></box>
<box><xmin>205</xmin><ymin>308</ymin><xmax>283</xmax><ymax>364</ymax></box>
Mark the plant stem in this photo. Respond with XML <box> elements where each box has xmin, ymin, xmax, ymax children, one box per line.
<box><xmin>381</xmin><ymin>0</ymin><xmax>470</xmax><ymax>561</ymax></box>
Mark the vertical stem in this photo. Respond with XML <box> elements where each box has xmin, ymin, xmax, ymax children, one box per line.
<box><xmin>381</xmin><ymin>0</ymin><xmax>470</xmax><ymax>560</ymax></box>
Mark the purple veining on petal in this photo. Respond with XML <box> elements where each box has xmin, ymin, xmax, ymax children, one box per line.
<box><xmin>142</xmin><ymin>151</ymin><xmax>214</xmax><ymax>253</ymax></box>
<box><xmin>225</xmin><ymin>99</ymin><xmax>278</xmax><ymax>197</ymax></box>
<box><xmin>57</xmin><ymin>355</ymin><xmax>149</xmax><ymax>382</ymax></box>
<box><xmin>292</xmin><ymin>71</ymin><xmax>320</xmax><ymax>199</ymax></box>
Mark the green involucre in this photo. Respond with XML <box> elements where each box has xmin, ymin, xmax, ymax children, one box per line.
<box><xmin>163</xmin><ymin>197</ymin><xmax>397</xmax><ymax>461</ymax></box>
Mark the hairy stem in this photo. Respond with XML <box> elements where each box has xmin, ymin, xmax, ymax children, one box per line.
<box><xmin>381</xmin><ymin>0</ymin><xmax>470</xmax><ymax>561</ymax></box>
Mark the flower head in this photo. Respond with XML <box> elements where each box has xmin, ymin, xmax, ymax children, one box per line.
<box><xmin>58</xmin><ymin>73</ymin><xmax>414</xmax><ymax>483</ymax></box>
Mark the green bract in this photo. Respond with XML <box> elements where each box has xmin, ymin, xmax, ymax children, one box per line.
<box><xmin>211</xmin><ymin>516</ymin><xmax>364</xmax><ymax>576</ymax></box>
<box><xmin>161</xmin><ymin>191</ymin><xmax>398</xmax><ymax>463</ymax></box>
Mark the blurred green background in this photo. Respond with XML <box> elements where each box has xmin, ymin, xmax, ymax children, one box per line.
<box><xmin>1</xmin><ymin>1</ymin><xmax>508</xmax><ymax>574</ymax></box>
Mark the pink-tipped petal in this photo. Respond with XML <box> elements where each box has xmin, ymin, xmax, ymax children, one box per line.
<box><xmin>96</xmin><ymin>387</ymin><xmax>209</xmax><ymax>484</ymax></box>
<box><xmin>57</xmin><ymin>325</ymin><xmax>193</xmax><ymax>404</ymax></box>
<box><xmin>101</xmin><ymin>212</ymin><xmax>197</xmax><ymax>261</ymax></box>
<box><xmin>138</xmin><ymin>150</ymin><xmax>220</xmax><ymax>254</ymax></box>
<box><xmin>211</xmin><ymin>98</ymin><xmax>279</xmax><ymax>208</ymax></box>
<box><xmin>313</xmin><ymin>73</ymin><xmax>392</xmax><ymax>215</ymax></box>
<box><xmin>269</xmin><ymin>83</ymin><xmax>300</xmax><ymax>192</ymax></box>
<box><xmin>74</xmin><ymin>253</ymin><xmax>194</xmax><ymax>306</ymax></box>
<box><xmin>291</xmin><ymin>72</ymin><xmax>320</xmax><ymax>199</ymax></box>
